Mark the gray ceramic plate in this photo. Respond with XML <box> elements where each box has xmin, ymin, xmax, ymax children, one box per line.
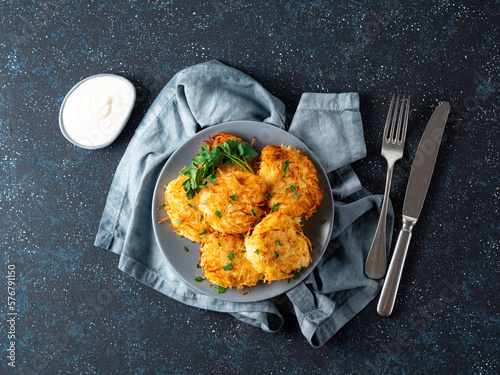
<box><xmin>152</xmin><ymin>121</ymin><xmax>334</xmax><ymax>302</ymax></box>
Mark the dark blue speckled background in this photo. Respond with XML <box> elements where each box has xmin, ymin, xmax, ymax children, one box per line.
<box><xmin>1</xmin><ymin>0</ymin><xmax>499</xmax><ymax>374</ymax></box>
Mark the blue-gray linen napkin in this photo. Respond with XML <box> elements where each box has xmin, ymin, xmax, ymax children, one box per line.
<box><xmin>94</xmin><ymin>60</ymin><xmax>394</xmax><ymax>347</ymax></box>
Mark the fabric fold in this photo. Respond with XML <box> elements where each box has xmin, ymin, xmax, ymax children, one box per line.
<box><xmin>94</xmin><ymin>60</ymin><xmax>394</xmax><ymax>347</ymax></box>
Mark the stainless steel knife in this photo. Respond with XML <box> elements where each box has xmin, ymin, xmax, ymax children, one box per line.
<box><xmin>377</xmin><ymin>102</ymin><xmax>450</xmax><ymax>316</ymax></box>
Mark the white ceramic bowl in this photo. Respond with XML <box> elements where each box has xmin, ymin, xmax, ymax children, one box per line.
<box><xmin>59</xmin><ymin>74</ymin><xmax>136</xmax><ymax>150</ymax></box>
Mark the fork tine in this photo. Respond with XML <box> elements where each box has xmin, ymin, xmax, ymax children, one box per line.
<box><xmin>384</xmin><ymin>94</ymin><xmax>396</xmax><ymax>140</ymax></box>
<box><xmin>389</xmin><ymin>94</ymin><xmax>401</xmax><ymax>141</ymax></box>
<box><xmin>395</xmin><ymin>95</ymin><xmax>405</xmax><ymax>143</ymax></box>
<box><xmin>401</xmin><ymin>96</ymin><xmax>410</xmax><ymax>144</ymax></box>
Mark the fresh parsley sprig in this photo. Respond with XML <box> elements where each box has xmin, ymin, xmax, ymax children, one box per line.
<box><xmin>181</xmin><ymin>139</ymin><xmax>258</xmax><ymax>199</ymax></box>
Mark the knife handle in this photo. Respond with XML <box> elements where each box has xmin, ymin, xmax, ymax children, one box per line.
<box><xmin>377</xmin><ymin>216</ymin><xmax>416</xmax><ymax>316</ymax></box>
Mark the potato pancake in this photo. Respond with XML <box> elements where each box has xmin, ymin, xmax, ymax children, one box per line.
<box><xmin>205</xmin><ymin>132</ymin><xmax>258</xmax><ymax>176</ymax></box>
<box><xmin>198</xmin><ymin>171</ymin><xmax>269</xmax><ymax>234</ymax></box>
<box><xmin>244</xmin><ymin>211</ymin><xmax>312</xmax><ymax>282</ymax></box>
<box><xmin>204</xmin><ymin>132</ymin><xmax>244</xmax><ymax>150</ymax></box>
<box><xmin>258</xmin><ymin>144</ymin><xmax>323</xmax><ymax>219</ymax></box>
<box><xmin>162</xmin><ymin>174</ymin><xmax>211</xmax><ymax>242</ymax></box>
<box><xmin>199</xmin><ymin>232</ymin><xmax>262</xmax><ymax>289</ymax></box>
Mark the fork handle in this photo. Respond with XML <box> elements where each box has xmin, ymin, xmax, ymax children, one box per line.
<box><xmin>377</xmin><ymin>216</ymin><xmax>416</xmax><ymax>316</ymax></box>
<box><xmin>364</xmin><ymin>164</ymin><xmax>394</xmax><ymax>279</ymax></box>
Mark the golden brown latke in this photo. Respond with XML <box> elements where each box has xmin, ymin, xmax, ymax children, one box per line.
<box><xmin>244</xmin><ymin>211</ymin><xmax>312</xmax><ymax>282</ymax></box>
<box><xmin>198</xmin><ymin>171</ymin><xmax>269</xmax><ymax>234</ymax></box>
<box><xmin>161</xmin><ymin>174</ymin><xmax>211</xmax><ymax>242</ymax></box>
<box><xmin>199</xmin><ymin>232</ymin><xmax>262</xmax><ymax>289</ymax></box>
<box><xmin>205</xmin><ymin>132</ymin><xmax>258</xmax><ymax>176</ymax></box>
<box><xmin>204</xmin><ymin>132</ymin><xmax>244</xmax><ymax>150</ymax></box>
<box><xmin>258</xmin><ymin>144</ymin><xmax>323</xmax><ymax>219</ymax></box>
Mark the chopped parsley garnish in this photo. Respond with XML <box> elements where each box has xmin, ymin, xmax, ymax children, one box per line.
<box><xmin>227</xmin><ymin>251</ymin><xmax>236</xmax><ymax>260</ymax></box>
<box><xmin>199</xmin><ymin>230</ymin><xmax>208</xmax><ymax>236</ymax></box>
<box><xmin>176</xmin><ymin>219</ymin><xmax>181</xmax><ymax>224</ymax></box>
<box><xmin>285</xmin><ymin>185</ymin><xmax>298</xmax><ymax>199</ymax></box>
<box><xmin>223</xmin><ymin>263</ymin><xmax>233</xmax><ymax>271</ymax></box>
<box><xmin>230</xmin><ymin>194</ymin><xmax>238</xmax><ymax>201</ymax></box>
<box><xmin>274</xmin><ymin>251</ymin><xmax>280</xmax><ymax>259</ymax></box>
<box><xmin>241</xmin><ymin>249</ymin><xmax>246</xmax><ymax>253</ymax></box>
<box><xmin>282</xmin><ymin>160</ymin><xmax>290</xmax><ymax>177</ymax></box>
<box><xmin>196</xmin><ymin>264</ymin><xmax>201</xmax><ymax>268</ymax></box>
<box><xmin>183</xmin><ymin>246</ymin><xmax>189</xmax><ymax>252</ymax></box>
<box><xmin>177</xmin><ymin>234</ymin><xmax>184</xmax><ymax>238</ymax></box>
<box><xmin>157</xmin><ymin>202</ymin><xmax>166</xmax><ymax>210</ymax></box>
<box><xmin>254</xmin><ymin>249</ymin><xmax>260</xmax><ymax>254</ymax></box>
<box><xmin>181</xmin><ymin>139</ymin><xmax>258</xmax><ymax>199</ymax></box>
<box><xmin>215</xmin><ymin>285</ymin><xmax>226</xmax><ymax>294</ymax></box>
<box><xmin>251</xmin><ymin>208</ymin><xmax>256</xmax><ymax>216</ymax></box>
<box><xmin>214</xmin><ymin>210</ymin><xmax>222</xmax><ymax>218</ymax></box>
<box><xmin>241</xmin><ymin>232</ymin><xmax>246</xmax><ymax>238</ymax></box>
<box><xmin>264</xmin><ymin>193</ymin><xmax>273</xmax><ymax>198</ymax></box>
<box><xmin>188</xmin><ymin>203</ymin><xmax>196</xmax><ymax>209</ymax></box>
<box><xmin>276</xmin><ymin>240</ymin><xmax>284</xmax><ymax>246</ymax></box>
<box><xmin>195</xmin><ymin>276</ymin><xmax>205</xmax><ymax>282</ymax></box>
<box><xmin>271</xmin><ymin>203</ymin><xmax>281</xmax><ymax>212</ymax></box>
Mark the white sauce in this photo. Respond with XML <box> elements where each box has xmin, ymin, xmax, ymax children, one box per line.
<box><xmin>61</xmin><ymin>75</ymin><xmax>135</xmax><ymax>148</ymax></box>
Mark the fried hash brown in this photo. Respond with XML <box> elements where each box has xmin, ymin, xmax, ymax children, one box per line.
<box><xmin>205</xmin><ymin>132</ymin><xmax>258</xmax><ymax>176</ymax></box>
<box><xmin>204</xmin><ymin>132</ymin><xmax>244</xmax><ymax>150</ymax></box>
<box><xmin>199</xmin><ymin>232</ymin><xmax>261</xmax><ymax>289</ymax></box>
<box><xmin>258</xmin><ymin>144</ymin><xmax>323</xmax><ymax>219</ymax></box>
<box><xmin>162</xmin><ymin>174</ymin><xmax>211</xmax><ymax>242</ymax></box>
<box><xmin>244</xmin><ymin>211</ymin><xmax>312</xmax><ymax>282</ymax></box>
<box><xmin>198</xmin><ymin>171</ymin><xmax>269</xmax><ymax>234</ymax></box>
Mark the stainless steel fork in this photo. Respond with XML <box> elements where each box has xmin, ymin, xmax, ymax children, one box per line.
<box><xmin>365</xmin><ymin>94</ymin><xmax>410</xmax><ymax>280</ymax></box>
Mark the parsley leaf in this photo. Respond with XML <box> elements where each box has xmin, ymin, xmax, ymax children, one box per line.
<box><xmin>181</xmin><ymin>140</ymin><xmax>257</xmax><ymax>199</ymax></box>
<box><xmin>271</xmin><ymin>203</ymin><xmax>281</xmax><ymax>212</ymax></box>
<box><xmin>227</xmin><ymin>251</ymin><xmax>236</xmax><ymax>260</ymax></box>
<box><xmin>216</xmin><ymin>285</ymin><xmax>226</xmax><ymax>294</ymax></box>
<box><xmin>286</xmin><ymin>185</ymin><xmax>298</xmax><ymax>199</ymax></box>
<box><xmin>230</xmin><ymin>194</ymin><xmax>238</xmax><ymax>201</ymax></box>
<box><xmin>223</xmin><ymin>263</ymin><xmax>233</xmax><ymax>271</ymax></box>
<box><xmin>214</xmin><ymin>210</ymin><xmax>222</xmax><ymax>218</ymax></box>
<box><xmin>274</xmin><ymin>251</ymin><xmax>280</xmax><ymax>259</ymax></box>
<box><xmin>282</xmin><ymin>160</ymin><xmax>290</xmax><ymax>177</ymax></box>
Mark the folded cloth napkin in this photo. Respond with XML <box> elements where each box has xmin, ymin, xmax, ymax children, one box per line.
<box><xmin>94</xmin><ymin>60</ymin><xmax>394</xmax><ymax>347</ymax></box>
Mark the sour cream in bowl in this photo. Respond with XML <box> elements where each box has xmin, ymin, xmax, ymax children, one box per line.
<box><xmin>59</xmin><ymin>74</ymin><xmax>135</xmax><ymax>149</ymax></box>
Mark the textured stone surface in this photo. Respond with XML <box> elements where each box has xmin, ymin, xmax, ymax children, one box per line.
<box><xmin>1</xmin><ymin>0</ymin><xmax>498</xmax><ymax>374</ymax></box>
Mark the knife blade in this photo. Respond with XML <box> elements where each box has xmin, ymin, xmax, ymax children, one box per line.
<box><xmin>377</xmin><ymin>102</ymin><xmax>450</xmax><ymax>316</ymax></box>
